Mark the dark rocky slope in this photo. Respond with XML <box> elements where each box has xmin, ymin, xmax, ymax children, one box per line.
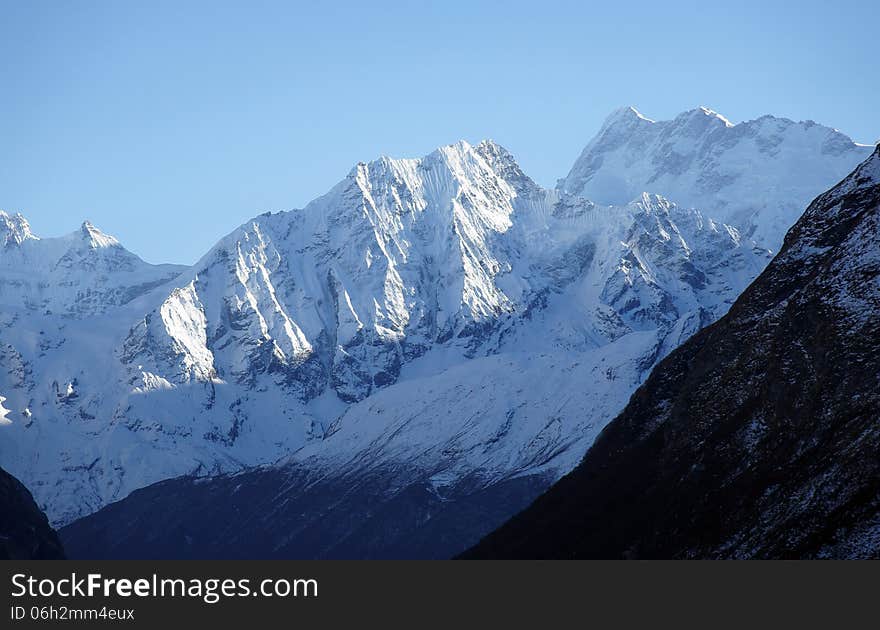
<box><xmin>60</xmin><ymin>465</ymin><xmax>548</xmax><ymax>559</ymax></box>
<box><xmin>466</xmin><ymin>145</ymin><xmax>880</xmax><ymax>559</ymax></box>
<box><xmin>0</xmin><ymin>467</ymin><xmax>65</xmax><ymax>559</ymax></box>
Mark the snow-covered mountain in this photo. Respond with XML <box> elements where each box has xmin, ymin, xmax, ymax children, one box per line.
<box><xmin>1</xmin><ymin>137</ymin><xmax>771</xmax><ymax>530</ymax></box>
<box><xmin>1</xmin><ymin>107</ymin><xmax>872</xmax><ymax>557</ymax></box>
<box><xmin>559</xmin><ymin>106</ymin><xmax>873</xmax><ymax>251</ymax></box>
<box><xmin>60</xmin><ymin>173</ymin><xmax>776</xmax><ymax>557</ymax></box>
<box><xmin>125</xmin><ymin>140</ymin><xmax>769</xmax><ymax>404</ymax></box>
<box><xmin>0</xmin><ymin>212</ymin><xmax>186</xmax><ymax>317</ymax></box>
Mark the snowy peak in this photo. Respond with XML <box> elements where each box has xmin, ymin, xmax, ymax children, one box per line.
<box><xmin>79</xmin><ymin>220</ymin><xmax>121</xmax><ymax>249</ymax></box>
<box><xmin>0</xmin><ymin>213</ymin><xmax>185</xmax><ymax>316</ymax></box>
<box><xmin>602</xmin><ymin>106</ymin><xmax>655</xmax><ymax>128</ymax></box>
<box><xmin>127</xmin><ymin>139</ymin><xmax>542</xmax><ymax>402</ymax></box>
<box><xmin>560</xmin><ymin>106</ymin><xmax>873</xmax><ymax>251</ymax></box>
<box><xmin>0</xmin><ymin>211</ymin><xmax>36</xmax><ymax>248</ymax></box>
<box><xmin>580</xmin><ymin>106</ymin><xmax>657</xmax><ymax>156</ymax></box>
<box><xmin>676</xmin><ymin>105</ymin><xmax>734</xmax><ymax>129</ymax></box>
<box><xmin>47</xmin><ymin>220</ymin><xmax>146</xmax><ymax>271</ymax></box>
<box><xmin>473</xmin><ymin>139</ymin><xmax>541</xmax><ymax>198</ymax></box>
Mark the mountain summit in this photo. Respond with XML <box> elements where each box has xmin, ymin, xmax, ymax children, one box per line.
<box><xmin>0</xmin><ymin>211</ymin><xmax>36</xmax><ymax>247</ymax></box>
<box><xmin>0</xmin><ymin>216</ymin><xmax>185</xmax><ymax>316</ymax></box>
<box><xmin>559</xmin><ymin>107</ymin><xmax>872</xmax><ymax>251</ymax></box>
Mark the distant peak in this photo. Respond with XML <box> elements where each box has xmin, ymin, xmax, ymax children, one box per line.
<box><xmin>0</xmin><ymin>210</ymin><xmax>37</xmax><ymax>247</ymax></box>
<box><xmin>681</xmin><ymin>106</ymin><xmax>735</xmax><ymax>128</ymax></box>
<box><xmin>473</xmin><ymin>139</ymin><xmax>538</xmax><ymax>195</ymax></box>
<box><xmin>623</xmin><ymin>106</ymin><xmax>654</xmax><ymax>122</ymax></box>
<box><xmin>0</xmin><ymin>210</ymin><xmax>28</xmax><ymax>224</ymax></box>
<box><xmin>474</xmin><ymin>138</ymin><xmax>516</xmax><ymax>163</ymax></box>
<box><xmin>79</xmin><ymin>220</ymin><xmax>120</xmax><ymax>249</ymax></box>
<box><xmin>344</xmin><ymin>138</ymin><xmax>539</xmax><ymax>211</ymax></box>
<box><xmin>475</xmin><ymin>138</ymin><xmax>507</xmax><ymax>153</ymax></box>
<box><xmin>435</xmin><ymin>139</ymin><xmax>474</xmax><ymax>159</ymax></box>
<box><xmin>603</xmin><ymin>106</ymin><xmax>655</xmax><ymax>127</ymax></box>
<box><xmin>350</xmin><ymin>142</ymin><xmax>477</xmax><ymax>185</ymax></box>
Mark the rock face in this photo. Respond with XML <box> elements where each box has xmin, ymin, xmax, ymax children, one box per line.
<box><xmin>0</xmin><ymin>466</ymin><xmax>64</xmax><ymax>559</ymax></box>
<box><xmin>466</xmin><ymin>146</ymin><xmax>880</xmax><ymax>559</ymax></box>
<box><xmin>559</xmin><ymin>107</ymin><xmax>873</xmax><ymax>251</ymax></box>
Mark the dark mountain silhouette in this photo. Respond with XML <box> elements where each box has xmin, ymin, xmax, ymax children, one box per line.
<box><xmin>0</xmin><ymin>466</ymin><xmax>65</xmax><ymax>559</ymax></box>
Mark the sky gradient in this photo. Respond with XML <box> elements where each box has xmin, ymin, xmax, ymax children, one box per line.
<box><xmin>2</xmin><ymin>0</ymin><xmax>878</xmax><ymax>263</ymax></box>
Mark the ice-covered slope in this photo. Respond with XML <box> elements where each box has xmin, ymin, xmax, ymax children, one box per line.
<box><xmin>559</xmin><ymin>107</ymin><xmax>873</xmax><ymax>251</ymax></box>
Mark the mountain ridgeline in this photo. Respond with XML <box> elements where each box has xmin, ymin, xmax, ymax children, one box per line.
<box><xmin>466</xmin><ymin>145</ymin><xmax>880</xmax><ymax>559</ymax></box>
<box><xmin>0</xmin><ymin>106</ymin><xmax>874</xmax><ymax>559</ymax></box>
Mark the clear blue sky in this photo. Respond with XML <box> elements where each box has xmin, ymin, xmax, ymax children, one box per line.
<box><xmin>2</xmin><ymin>0</ymin><xmax>877</xmax><ymax>264</ymax></box>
